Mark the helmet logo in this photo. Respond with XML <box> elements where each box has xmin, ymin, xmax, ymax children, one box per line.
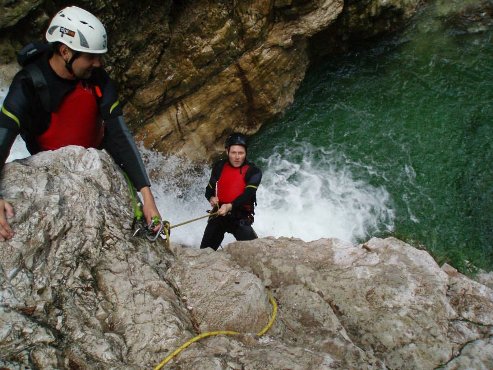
<box><xmin>59</xmin><ymin>27</ymin><xmax>75</xmax><ymax>38</ymax></box>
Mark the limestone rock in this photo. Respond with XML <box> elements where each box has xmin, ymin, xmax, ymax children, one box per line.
<box><xmin>0</xmin><ymin>147</ymin><xmax>183</xmax><ymax>368</ymax></box>
<box><xmin>1</xmin><ymin>147</ymin><xmax>492</xmax><ymax>369</ymax></box>
<box><xmin>0</xmin><ymin>0</ymin><xmax>43</xmax><ymax>29</ymax></box>
<box><xmin>225</xmin><ymin>237</ymin><xmax>493</xmax><ymax>369</ymax></box>
<box><xmin>476</xmin><ymin>270</ymin><xmax>493</xmax><ymax>289</ymax></box>
<box><xmin>166</xmin><ymin>247</ymin><xmax>271</xmax><ymax>333</ymax></box>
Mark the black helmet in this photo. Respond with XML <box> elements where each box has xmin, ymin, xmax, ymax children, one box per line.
<box><xmin>225</xmin><ymin>132</ymin><xmax>247</xmax><ymax>149</ymax></box>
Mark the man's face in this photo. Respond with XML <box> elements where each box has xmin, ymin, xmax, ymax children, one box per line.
<box><xmin>227</xmin><ymin>145</ymin><xmax>246</xmax><ymax>168</ymax></box>
<box><xmin>71</xmin><ymin>52</ymin><xmax>103</xmax><ymax>79</ymax></box>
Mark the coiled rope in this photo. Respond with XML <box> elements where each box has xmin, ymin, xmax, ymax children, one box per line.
<box><xmin>153</xmin><ymin>292</ymin><xmax>278</xmax><ymax>369</ymax></box>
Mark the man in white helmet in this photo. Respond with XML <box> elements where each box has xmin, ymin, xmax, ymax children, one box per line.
<box><xmin>0</xmin><ymin>6</ymin><xmax>162</xmax><ymax>240</ymax></box>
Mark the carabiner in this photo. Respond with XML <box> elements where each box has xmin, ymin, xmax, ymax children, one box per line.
<box><xmin>146</xmin><ymin>217</ymin><xmax>164</xmax><ymax>242</ymax></box>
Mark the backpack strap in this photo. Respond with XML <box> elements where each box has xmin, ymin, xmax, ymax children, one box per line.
<box><xmin>24</xmin><ymin>64</ymin><xmax>50</xmax><ymax>112</ymax></box>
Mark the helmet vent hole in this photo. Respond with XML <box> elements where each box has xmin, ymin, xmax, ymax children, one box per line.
<box><xmin>79</xmin><ymin>21</ymin><xmax>95</xmax><ymax>30</ymax></box>
<box><xmin>78</xmin><ymin>30</ymin><xmax>89</xmax><ymax>48</ymax></box>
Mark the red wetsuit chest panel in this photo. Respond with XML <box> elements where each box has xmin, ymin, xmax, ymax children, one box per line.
<box><xmin>37</xmin><ymin>81</ymin><xmax>103</xmax><ymax>151</ymax></box>
<box><xmin>217</xmin><ymin>163</ymin><xmax>249</xmax><ymax>204</ymax></box>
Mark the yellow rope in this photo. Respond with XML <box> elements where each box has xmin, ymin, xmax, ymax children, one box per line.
<box><xmin>153</xmin><ymin>293</ymin><xmax>278</xmax><ymax>369</ymax></box>
<box><xmin>169</xmin><ymin>211</ymin><xmax>218</xmax><ymax>230</ymax></box>
<box><xmin>156</xmin><ymin>212</ymin><xmax>216</xmax><ymax>248</ymax></box>
<box><xmin>256</xmin><ymin>294</ymin><xmax>278</xmax><ymax>337</ymax></box>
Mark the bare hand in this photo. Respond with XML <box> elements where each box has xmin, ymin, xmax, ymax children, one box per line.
<box><xmin>217</xmin><ymin>203</ymin><xmax>232</xmax><ymax>216</ymax></box>
<box><xmin>0</xmin><ymin>199</ymin><xmax>14</xmax><ymax>241</ymax></box>
<box><xmin>209</xmin><ymin>196</ymin><xmax>219</xmax><ymax>208</ymax></box>
<box><xmin>140</xmin><ymin>186</ymin><xmax>162</xmax><ymax>232</ymax></box>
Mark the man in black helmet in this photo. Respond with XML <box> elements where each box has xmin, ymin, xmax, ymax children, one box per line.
<box><xmin>200</xmin><ymin>133</ymin><xmax>262</xmax><ymax>250</ymax></box>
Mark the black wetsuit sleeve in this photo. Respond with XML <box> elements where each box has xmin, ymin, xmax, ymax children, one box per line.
<box><xmin>231</xmin><ymin>163</ymin><xmax>262</xmax><ymax>211</ymax></box>
<box><xmin>0</xmin><ymin>116</ymin><xmax>19</xmax><ymax>171</ymax></box>
<box><xmin>102</xmin><ymin>116</ymin><xmax>150</xmax><ymax>190</ymax></box>
<box><xmin>94</xmin><ymin>69</ymin><xmax>123</xmax><ymax>120</ymax></box>
<box><xmin>0</xmin><ymin>71</ymin><xmax>31</xmax><ymax>171</ymax></box>
<box><xmin>96</xmin><ymin>71</ymin><xmax>150</xmax><ymax>191</ymax></box>
<box><xmin>205</xmin><ymin>160</ymin><xmax>225</xmax><ymax>200</ymax></box>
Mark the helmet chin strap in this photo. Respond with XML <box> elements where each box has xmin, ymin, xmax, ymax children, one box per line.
<box><xmin>65</xmin><ymin>51</ymin><xmax>81</xmax><ymax>75</ymax></box>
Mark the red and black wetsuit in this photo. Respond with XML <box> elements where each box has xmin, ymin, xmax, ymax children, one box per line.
<box><xmin>0</xmin><ymin>51</ymin><xmax>150</xmax><ymax>191</ymax></box>
<box><xmin>200</xmin><ymin>158</ymin><xmax>262</xmax><ymax>250</ymax></box>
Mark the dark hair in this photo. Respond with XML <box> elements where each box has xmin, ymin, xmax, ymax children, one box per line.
<box><xmin>51</xmin><ymin>42</ymin><xmax>63</xmax><ymax>54</ymax></box>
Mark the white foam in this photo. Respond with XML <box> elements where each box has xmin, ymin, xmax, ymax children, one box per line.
<box><xmin>142</xmin><ymin>143</ymin><xmax>395</xmax><ymax>247</ymax></box>
<box><xmin>1</xmin><ymin>84</ymin><xmax>30</xmax><ymax>162</ymax></box>
<box><xmin>254</xmin><ymin>143</ymin><xmax>394</xmax><ymax>243</ymax></box>
<box><xmin>6</xmin><ymin>137</ymin><xmax>29</xmax><ymax>162</ymax></box>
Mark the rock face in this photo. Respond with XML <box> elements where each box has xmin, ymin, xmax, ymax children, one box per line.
<box><xmin>1</xmin><ymin>147</ymin><xmax>492</xmax><ymax>369</ymax></box>
<box><xmin>134</xmin><ymin>0</ymin><xmax>344</xmax><ymax>161</ymax></box>
<box><xmin>0</xmin><ymin>0</ymin><xmax>423</xmax><ymax>161</ymax></box>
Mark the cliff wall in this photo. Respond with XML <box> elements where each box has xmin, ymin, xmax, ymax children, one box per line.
<box><xmin>0</xmin><ymin>0</ymin><xmax>423</xmax><ymax>160</ymax></box>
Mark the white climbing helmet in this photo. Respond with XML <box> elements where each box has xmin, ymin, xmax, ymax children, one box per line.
<box><xmin>45</xmin><ymin>6</ymin><xmax>107</xmax><ymax>54</ymax></box>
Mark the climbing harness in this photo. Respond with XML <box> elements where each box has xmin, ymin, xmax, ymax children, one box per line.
<box><xmin>153</xmin><ymin>292</ymin><xmax>278</xmax><ymax>369</ymax></box>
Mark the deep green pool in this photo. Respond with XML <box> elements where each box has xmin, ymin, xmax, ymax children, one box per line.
<box><xmin>249</xmin><ymin>2</ymin><xmax>493</xmax><ymax>272</ymax></box>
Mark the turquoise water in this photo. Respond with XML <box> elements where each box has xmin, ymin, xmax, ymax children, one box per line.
<box><xmin>249</xmin><ymin>3</ymin><xmax>493</xmax><ymax>272</ymax></box>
